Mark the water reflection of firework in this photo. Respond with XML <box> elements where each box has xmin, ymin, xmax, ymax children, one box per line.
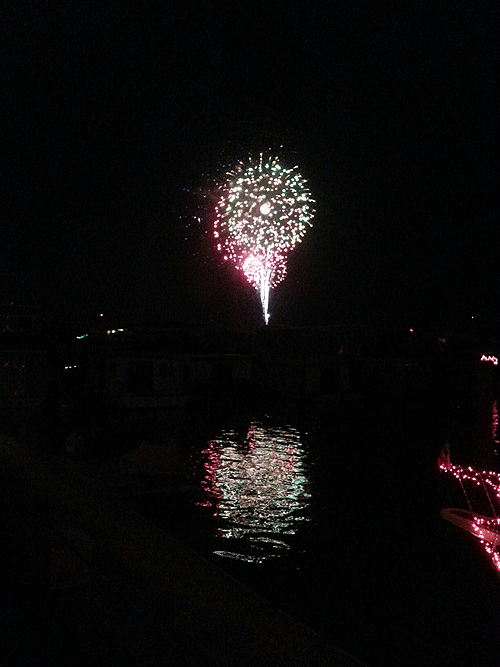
<box><xmin>197</xmin><ymin>422</ymin><xmax>312</xmax><ymax>562</ymax></box>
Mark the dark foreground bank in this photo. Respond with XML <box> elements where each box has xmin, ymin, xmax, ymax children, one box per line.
<box><xmin>0</xmin><ymin>433</ymin><xmax>365</xmax><ymax>667</ymax></box>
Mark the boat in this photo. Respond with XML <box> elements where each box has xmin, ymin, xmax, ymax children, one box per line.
<box><xmin>439</xmin><ymin>444</ymin><xmax>500</xmax><ymax>571</ymax></box>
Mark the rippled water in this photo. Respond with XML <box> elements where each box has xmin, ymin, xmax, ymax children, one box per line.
<box><xmin>125</xmin><ymin>390</ymin><xmax>500</xmax><ymax>666</ymax></box>
<box><xmin>194</xmin><ymin>421</ymin><xmax>312</xmax><ymax>562</ymax></box>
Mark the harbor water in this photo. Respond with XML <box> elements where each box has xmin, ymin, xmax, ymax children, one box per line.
<box><xmin>125</xmin><ymin>388</ymin><xmax>500</xmax><ymax>667</ymax></box>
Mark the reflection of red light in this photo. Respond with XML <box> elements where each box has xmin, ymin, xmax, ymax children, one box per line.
<box><xmin>492</xmin><ymin>401</ymin><xmax>498</xmax><ymax>443</ymax></box>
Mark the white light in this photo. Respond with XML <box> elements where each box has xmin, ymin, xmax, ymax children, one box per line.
<box><xmin>260</xmin><ymin>202</ymin><xmax>271</xmax><ymax>215</ymax></box>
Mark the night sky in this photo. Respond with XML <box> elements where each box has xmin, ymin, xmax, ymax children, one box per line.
<box><xmin>2</xmin><ymin>4</ymin><xmax>497</xmax><ymax>332</ymax></box>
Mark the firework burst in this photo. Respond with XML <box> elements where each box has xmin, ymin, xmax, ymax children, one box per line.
<box><xmin>214</xmin><ymin>154</ymin><xmax>315</xmax><ymax>324</ymax></box>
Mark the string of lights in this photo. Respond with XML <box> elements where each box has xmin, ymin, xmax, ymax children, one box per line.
<box><xmin>440</xmin><ymin>451</ymin><xmax>500</xmax><ymax>572</ymax></box>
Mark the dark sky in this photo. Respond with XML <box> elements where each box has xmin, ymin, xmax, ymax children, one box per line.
<box><xmin>2</xmin><ymin>3</ymin><xmax>497</xmax><ymax>332</ymax></box>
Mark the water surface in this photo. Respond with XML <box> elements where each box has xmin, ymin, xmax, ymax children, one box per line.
<box><xmin>194</xmin><ymin>421</ymin><xmax>312</xmax><ymax>562</ymax></box>
<box><xmin>137</xmin><ymin>392</ymin><xmax>500</xmax><ymax>667</ymax></box>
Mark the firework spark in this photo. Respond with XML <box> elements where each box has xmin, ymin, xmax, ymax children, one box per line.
<box><xmin>214</xmin><ymin>154</ymin><xmax>315</xmax><ymax>324</ymax></box>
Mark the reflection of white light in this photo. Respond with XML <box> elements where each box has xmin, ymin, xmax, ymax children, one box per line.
<box><xmin>199</xmin><ymin>422</ymin><xmax>311</xmax><ymax>563</ymax></box>
<box><xmin>260</xmin><ymin>202</ymin><xmax>271</xmax><ymax>215</ymax></box>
